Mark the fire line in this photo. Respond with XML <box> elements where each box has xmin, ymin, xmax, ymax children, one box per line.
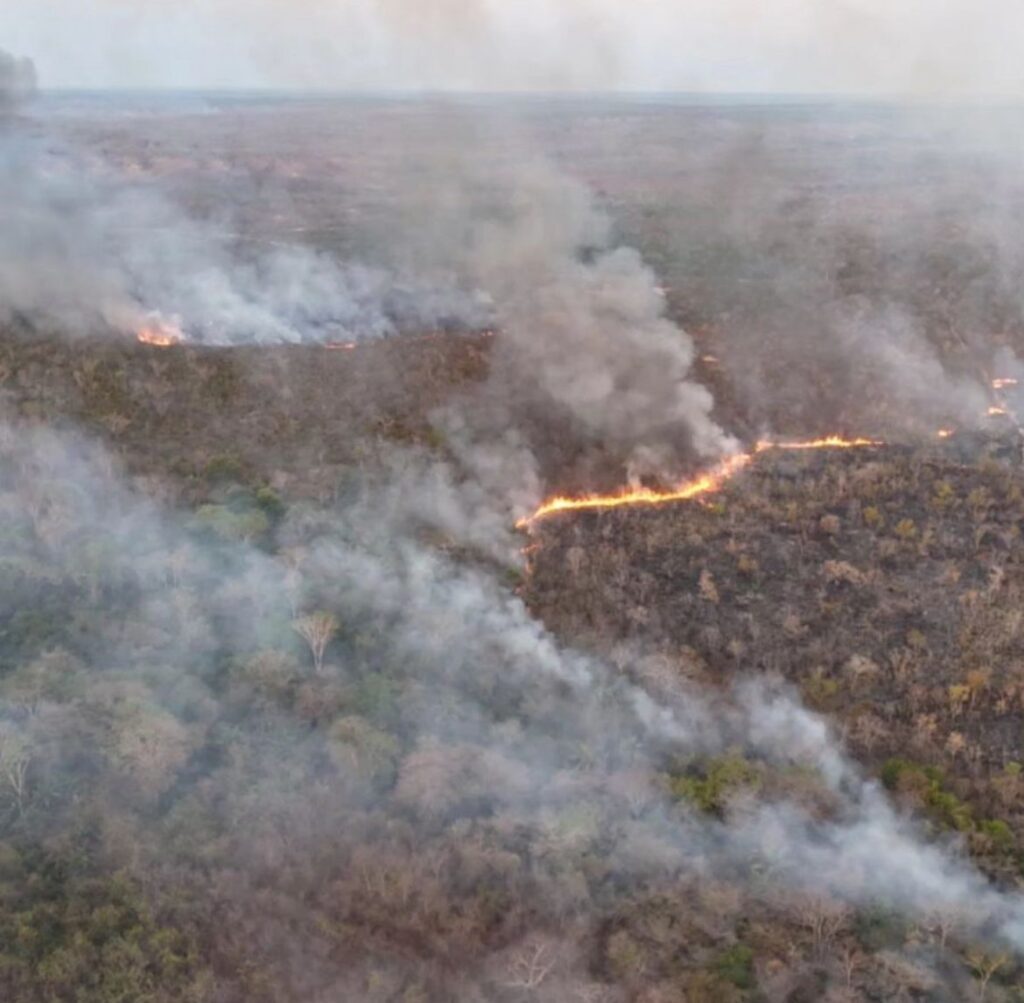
<box><xmin>516</xmin><ymin>436</ymin><xmax>884</xmax><ymax>527</ymax></box>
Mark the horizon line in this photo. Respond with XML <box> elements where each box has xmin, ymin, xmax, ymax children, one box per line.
<box><xmin>35</xmin><ymin>87</ymin><xmax>1024</xmax><ymax>107</ymax></box>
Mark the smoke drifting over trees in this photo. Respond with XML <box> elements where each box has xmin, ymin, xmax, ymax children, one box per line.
<box><xmin>1</xmin><ymin>86</ymin><xmax>736</xmax><ymax>491</ymax></box>
<box><xmin>4</xmin><ymin>41</ymin><xmax>1024</xmax><ymax>1003</ymax></box>
<box><xmin>0</xmin><ymin>139</ymin><xmax>489</xmax><ymax>343</ymax></box>
<box><xmin>4</xmin><ymin>405</ymin><xmax>1024</xmax><ymax>999</ymax></box>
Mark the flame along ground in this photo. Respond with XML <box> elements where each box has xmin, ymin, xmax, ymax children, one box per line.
<box><xmin>129</xmin><ymin>314</ymin><xmax>1018</xmax><ymax>525</ymax></box>
<box><xmin>136</xmin><ymin>316</ymin><xmax>184</xmax><ymax>347</ymax></box>
<box><xmin>516</xmin><ymin>437</ymin><xmax>884</xmax><ymax>527</ymax></box>
<box><xmin>518</xmin><ymin>369</ymin><xmax>1024</xmax><ymax>527</ymax></box>
<box><xmin>136</xmin><ymin>327</ymin><xmax>495</xmax><ymax>349</ymax></box>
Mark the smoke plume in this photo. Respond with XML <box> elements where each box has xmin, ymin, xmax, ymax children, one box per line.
<box><xmin>0</xmin><ymin>80</ymin><xmax>488</xmax><ymax>344</ymax></box>
<box><xmin>462</xmin><ymin>163</ymin><xmax>735</xmax><ymax>469</ymax></box>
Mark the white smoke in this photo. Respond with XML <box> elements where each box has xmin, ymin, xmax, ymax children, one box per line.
<box><xmin>0</xmin><ymin>85</ymin><xmax>490</xmax><ymax>343</ymax></box>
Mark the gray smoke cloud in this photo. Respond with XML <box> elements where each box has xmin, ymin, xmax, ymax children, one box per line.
<box><xmin>1</xmin><ymin>79</ymin><xmax>739</xmax><ymax>498</ymax></box>
<box><xmin>461</xmin><ymin>163</ymin><xmax>736</xmax><ymax>468</ymax></box>
<box><xmin>0</xmin><ymin>135</ymin><xmax>490</xmax><ymax>343</ymax></box>
<box><xmin>627</xmin><ymin>110</ymin><xmax>1020</xmax><ymax>439</ymax></box>
<box><xmin>379</xmin><ymin>154</ymin><xmax>741</xmax><ymax>503</ymax></box>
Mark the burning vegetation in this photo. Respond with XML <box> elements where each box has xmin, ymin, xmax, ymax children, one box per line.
<box><xmin>135</xmin><ymin>315</ymin><xmax>184</xmax><ymax>347</ymax></box>
<box><xmin>518</xmin><ymin>436</ymin><xmax>885</xmax><ymax>526</ymax></box>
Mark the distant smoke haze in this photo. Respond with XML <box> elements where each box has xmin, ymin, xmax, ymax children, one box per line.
<box><xmin>2</xmin><ymin>1</ymin><xmax>1023</xmax><ymax>96</ymax></box>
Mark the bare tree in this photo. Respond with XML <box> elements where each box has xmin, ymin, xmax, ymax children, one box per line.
<box><xmin>0</xmin><ymin>729</ymin><xmax>31</xmax><ymax>816</ymax></box>
<box><xmin>841</xmin><ymin>946</ymin><xmax>864</xmax><ymax>989</ymax></box>
<box><xmin>503</xmin><ymin>937</ymin><xmax>560</xmax><ymax>994</ymax></box>
<box><xmin>279</xmin><ymin>547</ymin><xmax>308</xmax><ymax>617</ymax></box>
<box><xmin>927</xmin><ymin>908</ymin><xmax>961</xmax><ymax>951</ymax></box>
<box><xmin>796</xmin><ymin>895</ymin><xmax>850</xmax><ymax>958</ymax></box>
<box><xmin>292</xmin><ymin>611</ymin><xmax>339</xmax><ymax>674</ymax></box>
<box><xmin>967</xmin><ymin>949</ymin><xmax>1009</xmax><ymax>1003</ymax></box>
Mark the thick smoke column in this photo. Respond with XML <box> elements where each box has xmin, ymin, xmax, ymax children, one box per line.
<box><xmin>0</xmin><ymin>49</ymin><xmax>35</xmax><ymax>114</ymax></box>
<box><xmin>410</xmin><ymin>158</ymin><xmax>737</xmax><ymax>508</ymax></box>
<box><xmin>469</xmin><ymin>164</ymin><xmax>735</xmax><ymax>467</ymax></box>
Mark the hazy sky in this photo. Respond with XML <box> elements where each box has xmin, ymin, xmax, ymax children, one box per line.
<box><xmin>1</xmin><ymin>0</ymin><xmax>1021</xmax><ymax>96</ymax></box>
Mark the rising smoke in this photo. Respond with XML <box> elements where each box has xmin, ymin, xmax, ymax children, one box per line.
<box><xmin>0</xmin><ymin>47</ymin><xmax>34</xmax><ymax>114</ymax></box>
<box><xmin>0</xmin><ymin>143</ymin><xmax>490</xmax><ymax>343</ymax></box>
<box><xmin>1</xmin><ymin>66</ymin><xmax>737</xmax><ymax>495</ymax></box>
<box><xmin>0</xmin><ymin>53</ymin><xmax>489</xmax><ymax>345</ymax></box>
<box><xmin>448</xmin><ymin>161</ymin><xmax>736</xmax><ymax>475</ymax></box>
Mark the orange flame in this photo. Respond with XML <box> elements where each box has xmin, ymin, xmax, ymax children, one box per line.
<box><xmin>988</xmin><ymin>406</ymin><xmax>1009</xmax><ymax>417</ymax></box>
<box><xmin>993</xmin><ymin>378</ymin><xmax>1018</xmax><ymax>390</ymax></box>
<box><xmin>937</xmin><ymin>428</ymin><xmax>955</xmax><ymax>439</ymax></box>
<box><xmin>325</xmin><ymin>341</ymin><xmax>358</xmax><ymax>351</ymax></box>
<box><xmin>757</xmin><ymin>436</ymin><xmax>883</xmax><ymax>452</ymax></box>
<box><xmin>517</xmin><ymin>436</ymin><xmax>883</xmax><ymax>527</ymax></box>
<box><xmin>136</xmin><ymin>317</ymin><xmax>184</xmax><ymax>348</ymax></box>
